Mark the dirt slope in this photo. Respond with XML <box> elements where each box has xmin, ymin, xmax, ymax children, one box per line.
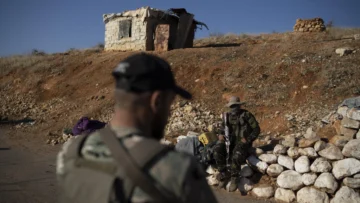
<box><xmin>1</xmin><ymin>32</ymin><xmax>359</xmax><ymax>144</ymax></box>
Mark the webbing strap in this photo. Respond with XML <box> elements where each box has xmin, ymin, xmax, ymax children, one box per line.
<box><xmin>98</xmin><ymin>127</ymin><xmax>180</xmax><ymax>203</ymax></box>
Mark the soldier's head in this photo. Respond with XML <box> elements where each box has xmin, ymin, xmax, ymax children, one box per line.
<box><xmin>226</xmin><ymin>96</ymin><xmax>245</xmax><ymax>110</ymax></box>
<box><xmin>112</xmin><ymin>53</ymin><xmax>191</xmax><ymax>140</ymax></box>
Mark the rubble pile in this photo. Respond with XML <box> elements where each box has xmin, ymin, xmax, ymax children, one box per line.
<box><xmin>206</xmin><ymin>103</ymin><xmax>360</xmax><ymax>202</ymax></box>
<box><xmin>165</xmin><ymin>102</ymin><xmax>219</xmax><ymax>135</ymax></box>
<box><xmin>293</xmin><ymin>18</ymin><xmax>326</xmax><ymax>32</ymax></box>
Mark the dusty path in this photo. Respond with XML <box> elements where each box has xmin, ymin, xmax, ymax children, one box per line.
<box><xmin>0</xmin><ymin>128</ymin><xmax>268</xmax><ymax>203</ymax></box>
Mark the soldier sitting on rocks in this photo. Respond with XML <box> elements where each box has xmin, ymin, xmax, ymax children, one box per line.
<box><xmin>213</xmin><ymin>96</ymin><xmax>260</xmax><ymax>192</ymax></box>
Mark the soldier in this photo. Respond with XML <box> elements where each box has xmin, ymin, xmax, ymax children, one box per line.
<box><xmin>56</xmin><ymin>53</ymin><xmax>218</xmax><ymax>203</ymax></box>
<box><xmin>213</xmin><ymin>96</ymin><xmax>260</xmax><ymax>192</ymax></box>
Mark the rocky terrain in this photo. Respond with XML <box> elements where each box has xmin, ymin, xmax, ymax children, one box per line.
<box><xmin>1</xmin><ymin>30</ymin><xmax>360</xmax><ymax>202</ymax></box>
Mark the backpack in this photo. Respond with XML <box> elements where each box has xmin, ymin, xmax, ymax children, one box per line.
<box><xmin>58</xmin><ymin>127</ymin><xmax>181</xmax><ymax>203</ymax></box>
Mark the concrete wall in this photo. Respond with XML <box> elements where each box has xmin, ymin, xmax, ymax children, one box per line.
<box><xmin>104</xmin><ymin>16</ymin><xmax>147</xmax><ymax>51</ymax></box>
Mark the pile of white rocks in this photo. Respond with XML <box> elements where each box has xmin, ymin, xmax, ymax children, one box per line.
<box><xmin>206</xmin><ymin>126</ymin><xmax>360</xmax><ymax>203</ymax></box>
<box><xmin>165</xmin><ymin>102</ymin><xmax>218</xmax><ymax>135</ymax></box>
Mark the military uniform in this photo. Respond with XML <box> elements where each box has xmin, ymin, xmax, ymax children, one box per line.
<box><xmin>213</xmin><ymin>98</ymin><xmax>260</xmax><ymax>179</ymax></box>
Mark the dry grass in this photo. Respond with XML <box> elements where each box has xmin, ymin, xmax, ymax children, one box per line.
<box><xmin>325</xmin><ymin>27</ymin><xmax>360</xmax><ymax>39</ymax></box>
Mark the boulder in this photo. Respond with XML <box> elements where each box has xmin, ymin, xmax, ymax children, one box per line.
<box><xmin>295</xmin><ymin>156</ymin><xmax>310</xmax><ymax>173</ymax></box>
<box><xmin>314</xmin><ymin>140</ymin><xmax>327</xmax><ymax>152</ymax></box>
<box><xmin>252</xmin><ymin>185</ymin><xmax>275</xmax><ymax>198</ymax></box>
<box><xmin>247</xmin><ymin>155</ymin><xmax>268</xmax><ymax>174</ymax></box>
<box><xmin>255</xmin><ymin>148</ymin><xmax>264</xmax><ymax>156</ymax></box>
<box><xmin>259</xmin><ymin>154</ymin><xmax>278</xmax><ymax>164</ymax></box>
<box><xmin>357</xmin><ymin>130</ymin><xmax>360</xmax><ymax>139</ymax></box>
<box><xmin>329</xmin><ymin>135</ymin><xmax>352</xmax><ymax>149</ymax></box>
<box><xmin>318</xmin><ymin>144</ymin><xmax>344</xmax><ymax>160</ymax></box>
<box><xmin>343</xmin><ymin>177</ymin><xmax>360</xmax><ymax>189</ymax></box>
<box><xmin>354</xmin><ymin>174</ymin><xmax>360</xmax><ymax>178</ymax></box>
<box><xmin>314</xmin><ymin>172</ymin><xmax>338</xmax><ymax>194</ymax></box>
<box><xmin>206</xmin><ymin>174</ymin><xmax>219</xmax><ymax>186</ymax></box>
<box><xmin>238</xmin><ymin>177</ymin><xmax>254</xmax><ymax>194</ymax></box>
<box><xmin>340</xmin><ymin>125</ymin><xmax>357</xmax><ymax>138</ymax></box>
<box><xmin>299</xmin><ymin>147</ymin><xmax>318</xmax><ymax>158</ymax></box>
<box><xmin>302</xmin><ymin>173</ymin><xmax>318</xmax><ymax>186</ymax></box>
<box><xmin>274</xmin><ymin>188</ymin><xmax>296</xmax><ymax>203</ymax></box>
<box><xmin>332</xmin><ymin>158</ymin><xmax>360</xmax><ymax>179</ymax></box>
<box><xmin>342</xmin><ymin>139</ymin><xmax>360</xmax><ymax>159</ymax></box>
<box><xmin>267</xmin><ymin>164</ymin><xmax>284</xmax><ymax>177</ymax></box>
<box><xmin>277</xmin><ymin>170</ymin><xmax>303</xmax><ymax>190</ymax></box>
<box><xmin>287</xmin><ymin>147</ymin><xmax>300</xmax><ymax>159</ymax></box>
<box><xmin>330</xmin><ymin>186</ymin><xmax>360</xmax><ymax>203</ymax></box>
<box><xmin>206</xmin><ymin>165</ymin><xmax>216</xmax><ymax>175</ymax></box>
<box><xmin>337</xmin><ymin>106</ymin><xmax>348</xmax><ymax>117</ymax></box>
<box><xmin>297</xmin><ymin>187</ymin><xmax>329</xmax><ymax>203</ymax></box>
<box><xmin>298</xmin><ymin>137</ymin><xmax>319</xmax><ymax>148</ymax></box>
<box><xmin>282</xmin><ymin>137</ymin><xmax>296</xmax><ymax>147</ymax></box>
<box><xmin>341</xmin><ymin>116</ymin><xmax>360</xmax><ymax>129</ymax></box>
<box><xmin>240</xmin><ymin>164</ymin><xmax>254</xmax><ymax>178</ymax></box>
<box><xmin>274</xmin><ymin>144</ymin><xmax>288</xmax><ymax>155</ymax></box>
<box><xmin>335</xmin><ymin>47</ymin><xmax>354</xmax><ymax>56</ymax></box>
<box><xmin>347</xmin><ymin>108</ymin><xmax>360</xmax><ymax>121</ymax></box>
<box><xmin>278</xmin><ymin>155</ymin><xmax>294</xmax><ymax>170</ymax></box>
<box><xmin>310</xmin><ymin>158</ymin><xmax>332</xmax><ymax>173</ymax></box>
<box><xmin>304</xmin><ymin>127</ymin><xmax>318</xmax><ymax>139</ymax></box>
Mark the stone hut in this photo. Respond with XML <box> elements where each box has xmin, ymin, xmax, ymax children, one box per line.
<box><xmin>103</xmin><ymin>7</ymin><xmax>207</xmax><ymax>51</ymax></box>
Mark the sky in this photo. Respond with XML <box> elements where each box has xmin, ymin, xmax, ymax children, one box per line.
<box><xmin>0</xmin><ymin>0</ymin><xmax>360</xmax><ymax>56</ymax></box>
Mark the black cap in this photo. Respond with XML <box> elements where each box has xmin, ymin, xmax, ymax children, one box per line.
<box><xmin>112</xmin><ymin>53</ymin><xmax>192</xmax><ymax>100</ymax></box>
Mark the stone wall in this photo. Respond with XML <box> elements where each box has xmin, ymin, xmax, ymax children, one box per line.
<box><xmin>104</xmin><ymin>16</ymin><xmax>147</xmax><ymax>51</ymax></box>
<box><xmin>294</xmin><ymin>18</ymin><xmax>326</xmax><ymax>32</ymax></box>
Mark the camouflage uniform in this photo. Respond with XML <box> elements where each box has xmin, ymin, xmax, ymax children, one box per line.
<box><xmin>56</xmin><ymin>126</ymin><xmax>218</xmax><ymax>203</ymax></box>
<box><xmin>213</xmin><ymin>109</ymin><xmax>260</xmax><ymax>177</ymax></box>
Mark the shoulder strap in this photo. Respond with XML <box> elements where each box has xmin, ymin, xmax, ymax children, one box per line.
<box><xmin>98</xmin><ymin>127</ymin><xmax>181</xmax><ymax>203</ymax></box>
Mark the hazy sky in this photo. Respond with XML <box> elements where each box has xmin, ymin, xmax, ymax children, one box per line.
<box><xmin>0</xmin><ymin>0</ymin><xmax>359</xmax><ymax>56</ymax></box>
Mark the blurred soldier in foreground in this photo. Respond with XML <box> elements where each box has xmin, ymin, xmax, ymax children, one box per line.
<box><xmin>56</xmin><ymin>53</ymin><xmax>218</xmax><ymax>203</ymax></box>
<box><xmin>213</xmin><ymin>96</ymin><xmax>260</xmax><ymax>192</ymax></box>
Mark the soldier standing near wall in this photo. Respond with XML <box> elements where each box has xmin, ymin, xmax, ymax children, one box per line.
<box><xmin>213</xmin><ymin>96</ymin><xmax>260</xmax><ymax>192</ymax></box>
<box><xmin>56</xmin><ymin>53</ymin><xmax>218</xmax><ymax>203</ymax></box>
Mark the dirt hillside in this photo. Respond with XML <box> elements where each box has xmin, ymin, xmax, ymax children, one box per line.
<box><xmin>1</xmin><ymin>31</ymin><xmax>360</xmax><ymax>145</ymax></box>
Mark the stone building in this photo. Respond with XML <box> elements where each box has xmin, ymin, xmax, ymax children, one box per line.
<box><xmin>103</xmin><ymin>7</ymin><xmax>207</xmax><ymax>51</ymax></box>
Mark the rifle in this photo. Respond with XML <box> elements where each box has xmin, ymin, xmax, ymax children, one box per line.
<box><xmin>223</xmin><ymin>112</ymin><xmax>231</xmax><ymax>168</ymax></box>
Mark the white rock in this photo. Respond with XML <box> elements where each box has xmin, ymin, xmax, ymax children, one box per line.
<box><xmin>299</xmin><ymin>147</ymin><xmax>318</xmax><ymax>158</ymax></box>
<box><xmin>274</xmin><ymin>144</ymin><xmax>288</xmax><ymax>155</ymax></box>
<box><xmin>247</xmin><ymin>155</ymin><xmax>268</xmax><ymax>174</ymax></box>
<box><xmin>267</xmin><ymin>164</ymin><xmax>284</xmax><ymax>177</ymax></box>
<box><xmin>282</xmin><ymin>137</ymin><xmax>296</xmax><ymax>147</ymax></box>
<box><xmin>302</xmin><ymin>173</ymin><xmax>318</xmax><ymax>186</ymax></box>
<box><xmin>176</xmin><ymin>135</ymin><xmax>187</xmax><ymax>142</ymax></box>
<box><xmin>275</xmin><ymin>188</ymin><xmax>296</xmax><ymax>203</ymax></box>
<box><xmin>314</xmin><ymin>140</ymin><xmax>327</xmax><ymax>152</ymax></box>
<box><xmin>237</xmin><ymin>177</ymin><xmax>254</xmax><ymax>194</ymax></box>
<box><xmin>304</xmin><ymin>127</ymin><xmax>318</xmax><ymax>139</ymax></box>
<box><xmin>337</xmin><ymin>106</ymin><xmax>348</xmax><ymax>117</ymax></box>
<box><xmin>295</xmin><ymin>156</ymin><xmax>310</xmax><ymax>173</ymax></box>
<box><xmin>342</xmin><ymin>139</ymin><xmax>360</xmax><ymax>159</ymax></box>
<box><xmin>314</xmin><ymin>172</ymin><xmax>338</xmax><ymax>194</ymax></box>
<box><xmin>206</xmin><ymin>174</ymin><xmax>219</xmax><ymax>186</ymax></box>
<box><xmin>287</xmin><ymin>147</ymin><xmax>300</xmax><ymax>159</ymax></box>
<box><xmin>357</xmin><ymin>130</ymin><xmax>360</xmax><ymax>139</ymax></box>
<box><xmin>311</xmin><ymin>157</ymin><xmax>332</xmax><ymax>173</ymax></box>
<box><xmin>354</xmin><ymin>174</ymin><xmax>360</xmax><ymax>178</ymax></box>
<box><xmin>318</xmin><ymin>144</ymin><xmax>344</xmax><ymax>160</ymax></box>
<box><xmin>206</xmin><ymin>165</ymin><xmax>216</xmax><ymax>175</ymax></box>
<box><xmin>340</xmin><ymin>125</ymin><xmax>358</xmax><ymax>138</ymax></box>
<box><xmin>335</xmin><ymin>47</ymin><xmax>354</xmax><ymax>56</ymax></box>
<box><xmin>259</xmin><ymin>154</ymin><xmax>278</xmax><ymax>164</ymax></box>
<box><xmin>240</xmin><ymin>164</ymin><xmax>254</xmax><ymax>177</ymax></box>
<box><xmin>341</xmin><ymin>116</ymin><xmax>360</xmax><ymax>129</ymax></box>
<box><xmin>347</xmin><ymin>108</ymin><xmax>360</xmax><ymax>121</ymax></box>
<box><xmin>255</xmin><ymin>148</ymin><xmax>264</xmax><ymax>156</ymax></box>
<box><xmin>332</xmin><ymin>158</ymin><xmax>360</xmax><ymax>179</ymax></box>
<box><xmin>278</xmin><ymin>155</ymin><xmax>294</xmax><ymax>170</ymax></box>
<box><xmin>186</xmin><ymin>131</ymin><xmax>199</xmax><ymax>137</ymax></box>
<box><xmin>297</xmin><ymin>187</ymin><xmax>329</xmax><ymax>203</ymax></box>
<box><xmin>277</xmin><ymin>170</ymin><xmax>303</xmax><ymax>190</ymax></box>
<box><xmin>252</xmin><ymin>185</ymin><xmax>275</xmax><ymax>198</ymax></box>
<box><xmin>330</xmin><ymin>186</ymin><xmax>360</xmax><ymax>203</ymax></box>
<box><xmin>343</xmin><ymin>177</ymin><xmax>360</xmax><ymax>189</ymax></box>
